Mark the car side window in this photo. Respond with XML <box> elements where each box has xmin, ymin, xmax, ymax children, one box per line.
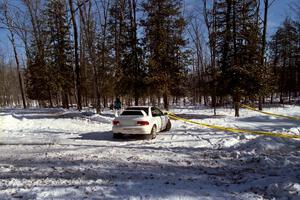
<box><xmin>151</xmin><ymin>107</ymin><xmax>159</xmax><ymax>117</ymax></box>
<box><xmin>155</xmin><ymin>107</ymin><xmax>163</xmax><ymax>116</ymax></box>
<box><xmin>152</xmin><ymin>107</ymin><xmax>163</xmax><ymax>117</ymax></box>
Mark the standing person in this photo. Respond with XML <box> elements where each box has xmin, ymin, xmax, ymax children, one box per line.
<box><xmin>114</xmin><ymin>97</ymin><xmax>122</xmax><ymax>117</ymax></box>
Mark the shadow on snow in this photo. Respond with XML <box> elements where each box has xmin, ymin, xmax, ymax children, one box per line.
<box><xmin>73</xmin><ymin>131</ymin><xmax>150</xmax><ymax>142</ymax></box>
<box><xmin>0</xmin><ymin>136</ymin><xmax>299</xmax><ymax>199</ymax></box>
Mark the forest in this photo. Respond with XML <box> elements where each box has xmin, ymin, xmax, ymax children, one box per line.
<box><xmin>0</xmin><ymin>0</ymin><xmax>299</xmax><ymax>117</ymax></box>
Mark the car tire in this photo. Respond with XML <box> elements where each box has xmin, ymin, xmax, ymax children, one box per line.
<box><xmin>113</xmin><ymin>133</ymin><xmax>123</xmax><ymax>139</ymax></box>
<box><xmin>150</xmin><ymin>125</ymin><xmax>157</xmax><ymax>139</ymax></box>
<box><xmin>164</xmin><ymin>119</ymin><xmax>172</xmax><ymax>131</ymax></box>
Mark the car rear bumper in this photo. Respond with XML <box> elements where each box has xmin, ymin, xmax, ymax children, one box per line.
<box><xmin>112</xmin><ymin>125</ymin><xmax>152</xmax><ymax>135</ymax></box>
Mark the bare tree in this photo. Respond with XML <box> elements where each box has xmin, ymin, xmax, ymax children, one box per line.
<box><xmin>95</xmin><ymin>0</ymin><xmax>111</xmax><ymax>107</ymax></box>
<box><xmin>203</xmin><ymin>0</ymin><xmax>217</xmax><ymax>115</ymax></box>
<box><xmin>69</xmin><ymin>0</ymin><xmax>82</xmax><ymax>111</ymax></box>
<box><xmin>187</xmin><ymin>18</ymin><xmax>205</xmax><ymax>102</ymax></box>
<box><xmin>0</xmin><ymin>2</ymin><xmax>27</xmax><ymax>108</ymax></box>
<box><xmin>21</xmin><ymin>0</ymin><xmax>45</xmax><ymax>58</ymax></box>
<box><xmin>258</xmin><ymin>0</ymin><xmax>269</xmax><ymax>110</ymax></box>
<box><xmin>128</xmin><ymin>0</ymin><xmax>139</xmax><ymax>105</ymax></box>
<box><xmin>78</xmin><ymin>0</ymin><xmax>102</xmax><ymax>113</ymax></box>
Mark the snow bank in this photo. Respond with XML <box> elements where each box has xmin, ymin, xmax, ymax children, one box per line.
<box><xmin>0</xmin><ymin>106</ymin><xmax>299</xmax><ymax>199</ymax></box>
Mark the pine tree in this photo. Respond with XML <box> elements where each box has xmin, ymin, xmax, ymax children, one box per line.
<box><xmin>45</xmin><ymin>0</ymin><xmax>73</xmax><ymax>108</ymax></box>
<box><xmin>108</xmin><ymin>0</ymin><xmax>147</xmax><ymax>105</ymax></box>
<box><xmin>95</xmin><ymin>0</ymin><xmax>114</xmax><ymax>108</ymax></box>
<box><xmin>142</xmin><ymin>0</ymin><xmax>187</xmax><ymax>110</ymax></box>
<box><xmin>109</xmin><ymin>0</ymin><xmax>128</xmax><ymax>97</ymax></box>
<box><xmin>25</xmin><ymin>53</ymin><xmax>50</xmax><ymax>102</ymax></box>
<box><xmin>269</xmin><ymin>19</ymin><xmax>299</xmax><ymax>103</ymax></box>
<box><xmin>213</xmin><ymin>0</ymin><xmax>262</xmax><ymax>116</ymax></box>
<box><xmin>23</xmin><ymin>0</ymin><xmax>51</xmax><ymax>104</ymax></box>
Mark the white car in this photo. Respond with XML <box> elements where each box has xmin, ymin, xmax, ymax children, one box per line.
<box><xmin>112</xmin><ymin>106</ymin><xmax>171</xmax><ymax>139</ymax></box>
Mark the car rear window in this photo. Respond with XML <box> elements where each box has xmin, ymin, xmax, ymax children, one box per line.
<box><xmin>121</xmin><ymin>110</ymin><xmax>144</xmax><ymax>116</ymax></box>
<box><xmin>125</xmin><ymin>107</ymin><xmax>149</xmax><ymax>115</ymax></box>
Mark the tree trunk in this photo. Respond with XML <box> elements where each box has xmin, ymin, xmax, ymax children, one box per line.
<box><xmin>280</xmin><ymin>92</ymin><xmax>284</xmax><ymax>104</ymax></box>
<box><xmin>64</xmin><ymin>92</ymin><xmax>69</xmax><ymax>109</ymax></box>
<box><xmin>69</xmin><ymin>0</ymin><xmax>82</xmax><ymax>111</ymax></box>
<box><xmin>48</xmin><ymin>89</ymin><xmax>53</xmax><ymax>108</ymax></box>
<box><xmin>204</xmin><ymin>0</ymin><xmax>217</xmax><ymax>116</ymax></box>
<box><xmin>14</xmin><ymin>44</ymin><xmax>27</xmax><ymax>109</ymax></box>
<box><xmin>270</xmin><ymin>93</ymin><xmax>273</xmax><ymax>104</ymax></box>
<box><xmin>5</xmin><ymin>11</ymin><xmax>26</xmax><ymax>109</ymax></box>
<box><xmin>258</xmin><ymin>96</ymin><xmax>263</xmax><ymax>111</ymax></box>
<box><xmin>204</xmin><ymin>96</ymin><xmax>208</xmax><ymax>106</ymax></box>
<box><xmin>258</xmin><ymin>0</ymin><xmax>269</xmax><ymax>111</ymax></box>
<box><xmin>157</xmin><ymin>96</ymin><xmax>160</xmax><ymax>107</ymax></box>
<box><xmin>56</xmin><ymin>94</ymin><xmax>59</xmax><ymax>107</ymax></box>
<box><xmin>233</xmin><ymin>93</ymin><xmax>240</xmax><ymax>117</ymax></box>
<box><xmin>128</xmin><ymin>0</ymin><xmax>139</xmax><ymax>105</ymax></box>
<box><xmin>163</xmin><ymin>93</ymin><xmax>169</xmax><ymax>110</ymax></box>
<box><xmin>78</xmin><ymin>0</ymin><xmax>101</xmax><ymax>113</ymax></box>
<box><xmin>134</xmin><ymin>96</ymin><xmax>139</xmax><ymax>106</ymax></box>
<box><xmin>212</xmin><ymin>94</ymin><xmax>216</xmax><ymax>116</ymax></box>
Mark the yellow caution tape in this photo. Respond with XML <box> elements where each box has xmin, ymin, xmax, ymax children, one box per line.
<box><xmin>167</xmin><ymin>112</ymin><xmax>300</xmax><ymax>139</ymax></box>
<box><xmin>241</xmin><ymin>105</ymin><xmax>300</xmax><ymax>121</ymax></box>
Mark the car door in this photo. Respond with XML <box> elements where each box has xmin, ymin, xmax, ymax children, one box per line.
<box><xmin>155</xmin><ymin>107</ymin><xmax>168</xmax><ymax>130</ymax></box>
<box><xmin>151</xmin><ymin>107</ymin><xmax>162</xmax><ymax>131</ymax></box>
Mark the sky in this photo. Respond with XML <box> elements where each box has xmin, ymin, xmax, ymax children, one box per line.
<box><xmin>265</xmin><ymin>0</ymin><xmax>298</xmax><ymax>35</ymax></box>
<box><xmin>185</xmin><ymin>0</ymin><xmax>299</xmax><ymax>36</ymax></box>
<box><xmin>0</xmin><ymin>0</ymin><xmax>299</xmax><ymax>61</ymax></box>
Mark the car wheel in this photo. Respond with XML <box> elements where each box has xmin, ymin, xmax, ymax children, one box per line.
<box><xmin>164</xmin><ymin>119</ymin><xmax>172</xmax><ymax>131</ymax></box>
<box><xmin>150</xmin><ymin>125</ymin><xmax>157</xmax><ymax>139</ymax></box>
<box><xmin>113</xmin><ymin>133</ymin><xmax>123</xmax><ymax>139</ymax></box>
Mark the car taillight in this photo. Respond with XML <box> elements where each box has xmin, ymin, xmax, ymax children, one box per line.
<box><xmin>113</xmin><ymin>120</ymin><xmax>120</xmax><ymax>125</ymax></box>
<box><xmin>137</xmin><ymin>121</ymin><xmax>149</xmax><ymax>126</ymax></box>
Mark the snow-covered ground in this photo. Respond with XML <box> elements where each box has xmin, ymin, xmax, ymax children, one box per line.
<box><xmin>0</xmin><ymin>105</ymin><xmax>300</xmax><ymax>200</ymax></box>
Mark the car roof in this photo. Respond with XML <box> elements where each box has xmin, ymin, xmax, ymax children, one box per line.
<box><xmin>126</xmin><ymin>106</ymin><xmax>151</xmax><ymax>108</ymax></box>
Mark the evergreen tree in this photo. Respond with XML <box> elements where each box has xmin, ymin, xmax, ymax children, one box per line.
<box><xmin>23</xmin><ymin>1</ymin><xmax>51</xmax><ymax>104</ymax></box>
<box><xmin>25</xmin><ymin>54</ymin><xmax>50</xmax><ymax>102</ymax></box>
<box><xmin>269</xmin><ymin>19</ymin><xmax>300</xmax><ymax>103</ymax></box>
<box><xmin>142</xmin><ymin>0</ymin><xmax>187</xmax><ymax>110</ymax></box>
<box><xmin>108</xmin><ymin>0</ymin><xmax>147</xmax><ymax>105</ymax></box>
<box><xmin>94</xmin><ymin>0</ymin><xmax>114</xmax><ymax>108</ymax></box>
<box><xmin>213</xmin><ymin>0</ymin><xmax>262</xmax><ymax>116</ymax></box>
<box><xmin>45</xmin><ymin>0</ymin><xmax>73</xmax><ymax>108</ymax></box>
<box><xmin>109</xmin><ymin>0</ymin><xmax>129</xmax><ymax>97</ymax></box>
